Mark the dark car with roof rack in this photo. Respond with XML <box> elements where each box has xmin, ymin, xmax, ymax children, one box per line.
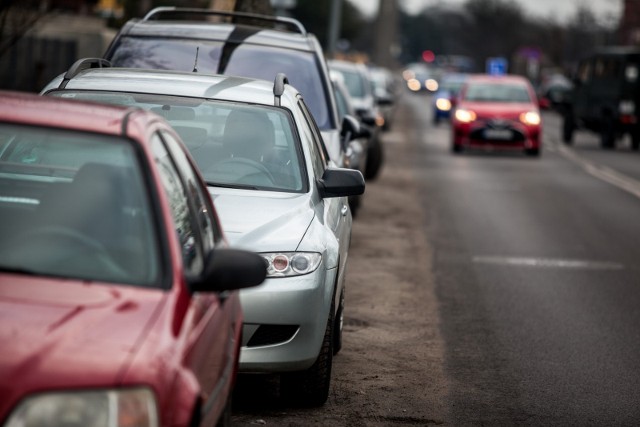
<box><xmin>103</xmin><ymin>7</ymin><xmax>376</xmax><ymax>177</ymax></box>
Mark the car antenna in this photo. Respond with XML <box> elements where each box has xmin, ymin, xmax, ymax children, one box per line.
<box><xmin>193</xmin><ymin>46</ymin><xmax>199</xmax><ymax>73</ymax></box>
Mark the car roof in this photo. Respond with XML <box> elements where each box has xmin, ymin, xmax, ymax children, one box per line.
<box><xmin>118</xmin><ymin>19</ymin><xmax>318</xmax><ymax>53</ymax></box>
<box><xmin>43</xmin><ymin>68</ymin><xmax>301</xmax><ymax>109</ymax></box>
<box><xmin>0</xmin><ymin>90</ymin><xmax>147</xmax><ymax>136</ymax></box>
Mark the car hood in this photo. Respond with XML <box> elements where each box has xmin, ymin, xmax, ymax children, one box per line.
<box><xmin>0</xmin><ymin>274</ymin><xmax>164</xmax><ymax>411</ymax></box>
<box><xmin>460</xmin><ymin>101</ymin><xmax>536</xmax><ymax>118</ymax></box>
<box><xmin>209</xmin><ymin>187</ymin><xmax>314</xmax><ymax>252</ymax></box>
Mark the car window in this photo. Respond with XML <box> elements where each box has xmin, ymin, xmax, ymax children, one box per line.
<box><xmin>151</xmin><ymin>133</ymin><xmax>204</xmax><ymax>276</ymax></box>
<box><xmin>333</xmin><ymin>68</ymin><xmax>366</xmax><ymax>99</ymax></box>
<box><xmin>0</xmin><ymin>124</ymin><xmax>161</xmax><ymax>287</ymax></box>
<box><xmin>51</xmin><ymin>91</ymin><xmax>307</xmax><ymax>194</ymax></box>
<box><xmin>160</xmin><ymin>130</ymin><xmax>220</xmax><ymax>254</ymax></box>
<box><xmin>333</xmin><ymin>83</ymin><xmax>349</xmax><ymax>120</ymax></box>
<box><xmin>464</xmin><ymin>82</ymin><xmax>532</xmax><ymax>103</ymax></box>
<box><xmin>109</xmin><ymin>37</ymin><xmax>333</xmax><ymax>130</ymax></box>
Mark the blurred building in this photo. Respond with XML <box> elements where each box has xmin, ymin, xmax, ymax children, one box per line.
<box><xmin>620</xmin><ymin>0</ymin><xmax>640</xmax><ymax>45</ymax></box>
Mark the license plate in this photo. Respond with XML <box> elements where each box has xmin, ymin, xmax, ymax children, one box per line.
<box><xmin>484</xmin><ymin>129</ymin><xmax>513</xmax><ymax>140</ymax></box>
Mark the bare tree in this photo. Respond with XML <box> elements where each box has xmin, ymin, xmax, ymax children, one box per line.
<box><xmin>0</xmin><ymin>0</ymin><xmax>47</xmax><ymax>58</ymax></box>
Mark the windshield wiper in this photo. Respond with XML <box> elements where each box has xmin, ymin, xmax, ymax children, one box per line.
<box><xmin>206</xmin><ymin>182</ymin><xmax>261</xmax><ymax>190</ymax></box>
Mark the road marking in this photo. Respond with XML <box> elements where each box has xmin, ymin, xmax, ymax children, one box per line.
<box><xmin>473</xmin><ymin>255</ymin><xmax>624</xmax><ymax>270</ymax></box>
<box><xmin>556</xmin><ymin>143</ymin><xmax>640</xmax><ymax>200</ymax></box>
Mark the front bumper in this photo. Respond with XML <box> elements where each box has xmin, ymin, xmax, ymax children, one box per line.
<box><xmin>238</xmin><ymin>266</ymin><xmax>337</xmax><ymax>373</ymax></box>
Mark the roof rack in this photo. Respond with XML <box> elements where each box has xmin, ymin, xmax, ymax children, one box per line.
<box><xmin>273</xmin><ymin>73</ymin><xmax>289</xmax><ymax>107</ymax></box>
<box><xmin>59</xmin><ymin>58</ymin><xmax>111</xmax><ymax>89</ymax></box>
<box><xmin>141</xmin><ymin>7</ymin><xmax>307</xmax><ymax>36</ymax></box>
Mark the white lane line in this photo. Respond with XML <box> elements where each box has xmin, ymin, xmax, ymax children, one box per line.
<box><xmin>556</xmin><ymin>143</ymin><xmax>640</xmax><ymax>200</ymax></box>
<box><xmin>473</xmin><ymin>256</ymin><xmax>624</xmax><ymax>270</ymax></box>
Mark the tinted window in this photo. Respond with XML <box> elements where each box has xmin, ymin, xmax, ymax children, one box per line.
<box><xmin>52</xmin><ymin>91</ymin><xmax>307</xmax><ymax>193</ymax></box>
<box><xmin>333</xmin><ymin>68</ymin><xmax>366</xmax><ymax>99</ymax></box>
<box><xmin>109</xmin><ymin>37</ymin><xmax>332</xmax><ymax>130</ymax></box>
<box><xmin>0</xmin><ymin>124</ymin><xmax>160</xmax><ymax>286</ymax></box>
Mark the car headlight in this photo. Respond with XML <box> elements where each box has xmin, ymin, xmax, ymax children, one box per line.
<box><xmin>260</xmin><ymin>252</ymin><xmax>322</xmax><ymax>277</ymax></box>
<box><xmin>519</xmin><ymin>111</ymin><xmax>541</xmax><ymax>126</ymax></box>
<box><xmin>5</xmin><ymin>388</ymin><xmax>158</xmax><ymax>427</ymax></box>
<box><xmin>436</xmin><ymin>98</ymin><xmax>452</xmax><ymax>111</ymax></box>
<box><xmin>425</xmin><ymin>79</ymin><xmax>439</xmax><ymax>91</ymax></box>
<box><xmin>455</xmin><ymin>109</ymin><xmax>476</xmax><ymax>123</ymax></box>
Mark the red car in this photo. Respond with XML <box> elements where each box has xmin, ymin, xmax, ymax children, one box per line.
<box><xmin>0</xmin><ymin>92</ymin><xmax>266</xmax><ymax>427</ymax></box>
<box><xmin>451</xmin><ymin>74</ymin><xmax>542</xmax><ymax>156</ymax></box>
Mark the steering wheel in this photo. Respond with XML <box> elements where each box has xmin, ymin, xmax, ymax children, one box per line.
<box><xmin>214</xmin><ymin>157</ymin><xmax>276</xmax><ymax>186</ymax></box>
<box><xmin>18</xmin><ymin>226</ymin><xmax>131</xmax><ymax>281</ymax></box>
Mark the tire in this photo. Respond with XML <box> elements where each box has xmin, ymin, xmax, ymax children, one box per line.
<box><xmin>348</xmin><ymin>195</ymin><xmax>360</xmax><ymax>219</ymax></box>
<box><xmin>215</xmin><ymin>395</ymin><xmax>232</xmax><ymax>427</ymax></box>
<box><xmin>452</xmin><ymin>143</ymin><xmax>463</xmax><ymax>154</ymax></box>
<box><xmin>333</xmin><ymin>290</ymin><xmax>345</xmax><ymax>355</ymax></box>
<box><xmin>281</xmin><ymin>303</ymin><xmax>334</xmax><ymax>407</ymax></box>
<box><xmin>600</xmin><ymin>117</ymin><xmax>616</xmax><ymax>149</ymax></box>
<box><xmin>562</xmin><ymin>113</ymin><xmax>574</xmax><ymax>145</ymax></box>
<box><xmin>632</xmin><ymin>129</ymin><xmax>640</xmax><ymax>151</ymax></box>
<box><xmin>525</xmin><ymin>147</ymin><xmax>540</xmax><ymax>157</ymax></box>
<box><xmin>433</xmin><ymin>115</ymin><xmax>440</xmax><ymax>125</ymax></box>
<box><xmin>364</xmin><ymin>136</ymin><xmax>384</xmax><ymax>180</ymax></box>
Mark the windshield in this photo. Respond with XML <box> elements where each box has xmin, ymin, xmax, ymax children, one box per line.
<box><xmin>51</xmin><ymin>91</ymin><xmax>307</xmax><ymax>193</ymax></box>
<box><xmin>464</xmin><ymin>82</ymin><xmax>532</xmax><ymax>103</ymax></box>
<box><xmin>0</xmin><ymin>124</ymin><xmax>161</xmax><ymax>286</ymax></box>
<box><xmin>333</xmin><ymin>68</ymin><xmax>367</xmax><ymax>99</ymax></box>
<box><xmin>109</xmin><ymin>37</ymin><xmax>332</xmax><ymax>130</ymax></box>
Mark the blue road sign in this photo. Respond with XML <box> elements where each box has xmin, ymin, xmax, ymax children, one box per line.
<box><xmin>486</xmin><ymin>57</ymin><xmax>508</xmax><ymax>75</ymax></box>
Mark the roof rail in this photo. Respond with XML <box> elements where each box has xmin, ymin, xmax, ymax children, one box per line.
<box><xmin>142</xmin><ymin>7</ymin><xmax>307</xmax><ymax>36</ymax></box>
<box><xmin>59</xmin><ymin>58</ymin><xmax>111</xmax><ymax>89</ymax></box>
<box><xmin>273</xmin><ymin>73</ymin><xmax>289</xmax><ymax>107</ymax></box>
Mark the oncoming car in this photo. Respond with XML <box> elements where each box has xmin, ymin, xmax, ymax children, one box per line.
<box><xmin>0</xmin><ymin>91</ymin><xmax>266</xmax><ymax>426</ymax></box>
<box><xmin>452</xmin><ymin>74</ymin><xmax>542</xmax><ymax>156</ymax></box>
<box><xmin>42</xmin><ymin>60</ymin><xmax>365</xmax><ymax>406</ymax></box>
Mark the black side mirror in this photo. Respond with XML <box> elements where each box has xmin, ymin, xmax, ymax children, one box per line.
<box><xmin>340</xmin><ymin>115</ymin><xmax>361</xmax><ymax>143</ymax></box>
<box><xmin>317</xmin><ymin>167</ymin><xmax>365</xmax><ymax>198</ymax></box>
<box><xmin>191</xmin><ymin>248</ymin><xmax>266</xmax><ymax>293</ymax></box>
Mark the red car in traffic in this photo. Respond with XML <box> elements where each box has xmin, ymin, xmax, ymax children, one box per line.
<box><xmin>0</xmin><ymin>91</ymin><xmax>266</xmax><ymax>427</ymax></box>
<box><xmin>451</xmin><ymin>74</ymin><xmax>542</xmax><ymax>156</ymax></box>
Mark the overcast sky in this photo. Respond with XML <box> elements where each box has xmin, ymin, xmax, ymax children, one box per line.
<box><xmin>349</xmin><ymin>0</ymin><xmax>622</xmax><ymax>25</ymax></box>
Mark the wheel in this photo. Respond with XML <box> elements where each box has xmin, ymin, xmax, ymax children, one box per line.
<box><xmin>212</xmin><ymin>157</ymin><xmax>276</xmax><ymax>185</ymax></box>
<box><xmin>333</xmin><ymin>289</ymin><xmax>345</xmax><ymax>355</ymax></box>
<box><xmin>433</xmin><ymin>114</ymin><xmax>440</xmax><ymax>125</ymax></box>
<box><xmin>452</xmin><ymin>143</ymin><xmax>463</xmax><ymax>154</ymax></box>
<box><xmin>281</xmin><ymin>302</ymin><xmax>334</xmax><ymax>407</ymax></box>
<box><xmin>562</xmin><ymin>113</ymin><xmax>574</xmax><ymax>145</ymax></box>
<box><xmin>364</xmin><ymin>135</ymin><xmax>384</xmax><ymax>180</ymax></box>
<box><xmin>348</xmin><ymin>195</ymin><xmax>361</xmax><ymax>219</ymax></box>
<box><xmin>632</xmin><ymin>129</ymin><xmax>640</xmax><ymax>151</ymax></box>
<box><xmin>600</xmin><ymin>117</ymin><xmax>616</xmax><ymax>149</ymax></box>
<box><xmin>215</xmin><ymin>395</ymin><xmax>232</xmax><ymax>427</ymax></box>
<box><xmin>525</xmin><ymin>147</ymin><xmax>540</xmax><ymax>157</ymax></box>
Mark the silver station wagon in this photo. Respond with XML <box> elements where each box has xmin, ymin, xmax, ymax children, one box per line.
<box><xmin>42</xmin><ymin>59</ymin><xmax>365</xmax><ymax>406</ymax></box>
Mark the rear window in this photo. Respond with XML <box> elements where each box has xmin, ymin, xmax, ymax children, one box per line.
<box><xmin>0</xmin><ymin>124</ymin><xmax>161</xmax><ymax>287</ymax></box>
<box><xmin>109</xmin><ymin>37</ymin><xmax>332</xmax><ymax>130</ymax></box>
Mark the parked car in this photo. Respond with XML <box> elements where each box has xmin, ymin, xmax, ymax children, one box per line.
<box><xmin>368</xmin><ymin>65</ymin><xmax>398</xmax><ymax>131</ymax></box>
<box><xmin>432</xmin><ymin>73</ymin><xmax>467</xmax><ymax>124</ymax></box>
<box><xmin>452</xmin><ymin>74</ymin><xmax>542</xmax><ymax>156</ymax></box>
<box><xmin>402</xmin><ymin>62</ymin><xmax>439</xmax><ymax>92</ymax></box>
<box><xmin>42</xmin><ymin>60</ymin><xmax>365</xmax><ymax>406</ymax></box>
<box><xmin>329</xmin><ymin>59</ymin><xmax>384</xmax><ymax>179</ymax></box>
<box><xmin>103</xmin><ymin>7</ymin><xmax>359</xmax><ymax>173</ymax></box>
<box><xmin>562</xmin><ymin>47</ymin><xmax>640</xmax><ymax>149</ymax></box>
<box><xmin>0</xmin><ymin>90</ymin><xmax>266</xmax><ymax>427</ymax></box>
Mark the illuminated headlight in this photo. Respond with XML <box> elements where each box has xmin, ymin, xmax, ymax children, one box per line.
<box><xmin>519</xmin><ymin>111</ymin><xmax>541</xmax><ymax>126</ymax></box>
<box><xmin>260</xmin><ymin>252</ymin><xmax>322</xmax><ymax>277</ymax></box>
<box><xmin>407</xmin><ymin>78</ymin><xmax>421</xmax><ymax>91</ymax></box>
<box><xmin>436</xmin><ymin>98</ymin><xmax>452</xmax><ymax>111</ymax></box>
<box><xmin>620</xmin><ymin>100</ymin><xmax>635</xmax><ymax>114</ymax></box>
<box><xmin>455</xmin><ymin>109</ymin><xmax>477</xmax><ymax>123</ymax></box>
<box><xmin>426</xmin><ymin>79</ymin><xmax>439</xmax><ymax>91</ymax></box>
<box><xmin>5</xmin><ymin>388</ymin><xmax>158</xmax><ymax>427</ymax></box>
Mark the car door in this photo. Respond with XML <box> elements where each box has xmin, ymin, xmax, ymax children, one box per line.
<box><xmin>297</xmin><ymin>99</ymin><xmax>352</xmax><ymax>276</ymax></box>
<box><xmin>151</xmin><ymin>130</ymin><xmax>233</xmax><ymax>421</ymax></box>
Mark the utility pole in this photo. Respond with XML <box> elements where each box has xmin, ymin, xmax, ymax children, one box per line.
<box><xmin>373</xmin><ymin>0</ymin><xmax>398</xmax><ymax>68</ymax></box>
<box><xmin>327</xmin><ymin>0</ymin><xmax>343</xmax><ymax>58</ymax></box>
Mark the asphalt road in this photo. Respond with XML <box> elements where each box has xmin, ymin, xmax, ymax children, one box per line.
<box><xmin>410</xmin><ymin>93</ymin><xmax>640</xmax><ymax>425</ymax></box>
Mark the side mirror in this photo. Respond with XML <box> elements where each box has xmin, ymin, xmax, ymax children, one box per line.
<box><xmin>191</xmin><ymin>248</ymin><xmax>266</xmax><ymax>293</ymax></box>
<box><xmin>376</xmin><ymin>95</ymin><xmax>394</xmax><ymax>106</ymax></box>
<box><xmin>340</xmin><ymin>115</ymin><xmax>361</xmax><ymax>143</ymax></box>
<box><xmin>317</xmin><ymin>167</ymin><xmax>365</xmax><ymax>198</ymax></box>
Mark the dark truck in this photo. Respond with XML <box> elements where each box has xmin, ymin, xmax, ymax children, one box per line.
<box><xmin>563</xmin><ymin>47</ymin><xmax>640</xmax><ymax>150</ymax></box>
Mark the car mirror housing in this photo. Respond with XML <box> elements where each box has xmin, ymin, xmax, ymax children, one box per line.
<box><xmin>317</xmin><ymin>168</ymin><xmax>365</xmax><ymax>198</ymax></box>
<box><xmin>340</xmin><ymin>114</ymin><xmax>362</xmax><ymax>142</ymax></box>
<box><xmin>192</xmin><ymin>248</ymin><xmax>267</xmax><ymax>293</ymax></box>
